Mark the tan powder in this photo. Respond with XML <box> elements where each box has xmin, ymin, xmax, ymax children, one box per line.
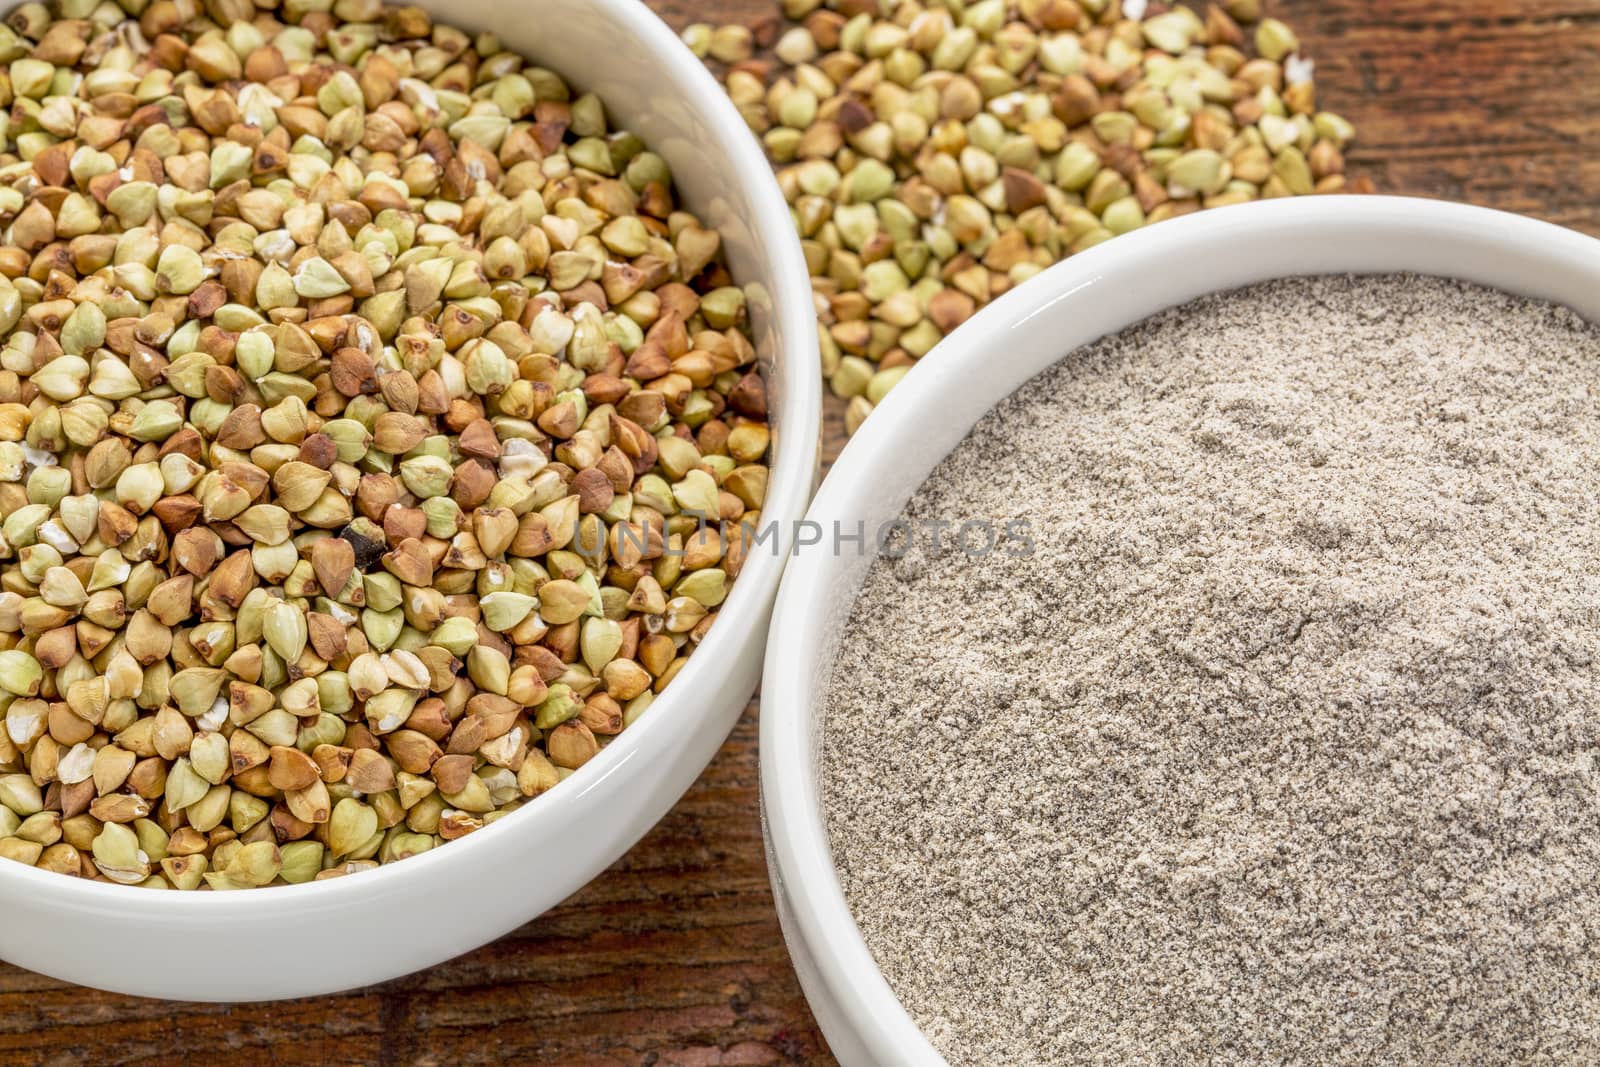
<box><xmin>823</xmin><ymin>275</ymin><xmax>1600</xmax><ymax>1065</ymax></box>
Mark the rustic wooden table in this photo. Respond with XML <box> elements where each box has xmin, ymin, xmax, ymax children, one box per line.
<box><xmin>3</xmin><ymin>1</ymin><xmax>1597</xmax><ymax>1064</ymax></box>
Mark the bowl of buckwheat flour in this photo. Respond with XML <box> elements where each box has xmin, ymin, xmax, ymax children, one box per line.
<box><xmin>762</xmin><ymin>197</ymin><xmax>1600</xmax><ymax>1066</ymax></box>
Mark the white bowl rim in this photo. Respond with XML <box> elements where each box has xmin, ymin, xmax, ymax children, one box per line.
<box><xmin>760</xmin><ymin>195</ymin><xmax>1600</xmax><ymax>1064</ymax></box>
<box><xmin>0</xmin><ymin>0</ymin><xmax>820</xmax><ymax>916</ymax></box>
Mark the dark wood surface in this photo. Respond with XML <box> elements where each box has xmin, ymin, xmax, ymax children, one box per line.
<box><xmin>4</xmin><ymin>1</ymin><xmax>1598</xmax><ymax>1064</ymax></box>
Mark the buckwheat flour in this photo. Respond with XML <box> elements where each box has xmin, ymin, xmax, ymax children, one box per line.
<box><xmin>822</xmin><ymin>275</ymin><xmax>1600</xmax><ymax>1065</ymax></box>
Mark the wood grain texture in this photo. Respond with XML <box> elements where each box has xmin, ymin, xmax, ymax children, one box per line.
<box><xmin>4</xmin><ymin>1</ymin><xmax>1598</xmax><ymax>1064</ymax></box>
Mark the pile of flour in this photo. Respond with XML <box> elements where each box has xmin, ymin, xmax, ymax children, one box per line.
<box><xmin>824</xmin><ymin>275</ymin><xmax>1600</xmax><ymax>1064</ymax></box>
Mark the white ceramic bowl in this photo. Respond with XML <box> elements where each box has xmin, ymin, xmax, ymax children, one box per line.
<box><xmin>0</xmin><ymin>0</ymin><xmax>818</xmax><ymax>1001</ymax></box>
<box><xmin>760</xmin><ymin>197</ymin><xmax>1600</xmax><ymax>1065</ymax></box>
